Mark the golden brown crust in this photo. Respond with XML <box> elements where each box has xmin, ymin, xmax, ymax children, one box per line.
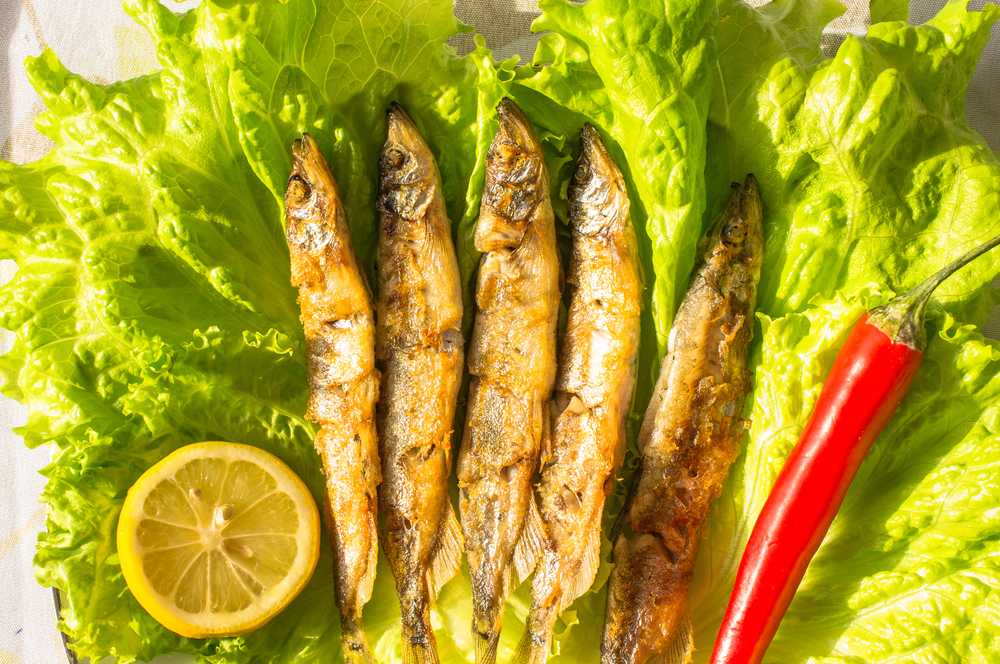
<box><xmin>601</xmin><ymin>176</ymin><xmax>764</xmax><ymax>664</ymax></box>
<box><xmin>284</xmin><ymin>134</ymin><xmax>379</xmax><ymax>662</ymax></box>
<box><xmin>521</xmin><ymin>124</ymin><xmax>644</xmax><ymax>663</ymax></box>
<box><xmin>457</xmin><ymin>99</ymin><xmax>561</xmax><ymax>662</ymax></box>
<box><xmin>375</xmin><ymin>104</ymin><xmax>465</xmax><ymax>664</ymax></box>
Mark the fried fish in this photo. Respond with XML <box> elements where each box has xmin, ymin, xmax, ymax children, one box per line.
<box><xmin>285</xmin><ymin>134</ymin><xmax>380</xmax><ymax>663</ymax></box>
<box><xmin>457</xmin><ymin>98</ymin><xmax>561</xmax><ymax>664</ymax></box>
<box><xmin>516</xmin><ymin>123</ymin><xmax>644</xmax><ymax>664</ymax></box>
<box><xmin>375</xmin><ymin>103</ymin><xmax>465</xmax><ymax>664</ymax></box>
<box><xmin>601</xmin><ymin>176</ymin><xmax>764</xmax><ymax>664</ymax></box>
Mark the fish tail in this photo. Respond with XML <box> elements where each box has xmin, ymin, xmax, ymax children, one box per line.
<box><xmin>474</xmin><ymin>628</ymin><xmax>501</xmax><ymax>664</ymax></box>
<box><xmin>340</xmin><ymin>613</ymin><xmax>375</xmax><ymax>664</ymax></box>
<box><xmin>469</xmin><ymin>547</ymin><xmax>510</xmax><ymax>664</ymax></box>
<box><xmin>401</xmin><ymin>637</ymin><xmax>440</xmax><ymax>664</ymax></box>
<box><xmin>600</xmin><ymin>536</ymin><xmax>641</xmax><ymax>664</ymax></box>
<box><xmin>511</xmin><ymin>628</ymin><xmax>533</xmax><ymax>664</ymax></box>
<box><xmin>427</xmin><ymin>504</ymin><xmax>464</xmax><ymax>601</ymax></box>
<box><xmin>472</xmin><ymin>560</ymin><xmax>508</xmax><ymax>664</ymax></box>
<box><xmin>397</xmin><ymin>573</ymin><xmax>442</xmax><ymax>664</ymax></box>
<box><xmin>396</xmin><ymin>506</ymin><xmax>462</xmax><ymax>664</ymax></box>
<box><xmin>601</xmin><ymin>534</ymin><xmax>695</xmax><ymax>664</ymax></box>
<box><xmin>508</xmin><ymin>497</ymin><xmax>556</xmax><ymax>664</ymax></box>
<box><xmin>511</xmin><ymin>605</ymin><xmax>556</xmax><ymax>664</ymax></box>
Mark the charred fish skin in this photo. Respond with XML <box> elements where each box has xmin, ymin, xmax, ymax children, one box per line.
<box><xmin>457</xmin><ymin>98</ymin><xmax>561</xmax><ymax>664</ymax></box>
<box><xmin>284</xmin><ymin>134</ymin><xmax>380</xmax><ymax>664</ymax></box>
<box><xmin>601</xmin><ymin>176</ymin><xmax>764</xmax><ymax>664</ymax></box>
<box><xmin>517</xmin><ymin>124</ymin><xmax>644</xmax><ymax>664</ymax></box>
<box><xmin>375</xmin><ymin>103</ymin><xmax>465</xmax><ymax>664</ymax></box>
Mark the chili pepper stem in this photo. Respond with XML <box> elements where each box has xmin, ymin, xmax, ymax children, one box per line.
<box><xmin>867</xmin><ymin>231</ymin><xmax>1000</xmax><ymax>351</ymax></box>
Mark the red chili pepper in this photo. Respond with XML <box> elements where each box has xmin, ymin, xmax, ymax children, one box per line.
<box><xmin>710</xmin><ymin>232</ymin><xmax>1000</xmax><ymax>664</ymax></box>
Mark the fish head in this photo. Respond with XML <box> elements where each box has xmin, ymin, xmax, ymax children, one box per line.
<box><xmin>377</xmin><ymin>103</ymin><xmax>436</xmax><ymax>221</ymax></box>
<box><xmin>286</xmin><ymin>133</ymin><xmax>341</xmax><ymax>221</ymax></box>
<box><xmin>720</xmin><ymin>174</ymin><xmax>764</xmax><ymax>259</ymax></box>
<box><xmin>285</xmin><ymin>133</ymin><xmax>344</xmax><ymax>255</ymax></box>
<box><xmin>569</xmin><ymin>123</ymin><xmax>630</xmax><ymax>236</ymax></box>
<box><xmin>482</xmin><ymin>98</ymin><xmax>546</xmax><ymax>222</ymax></box>
<box><xmin>704</xmin><ymin>174</ymin><xmax>765</xmax><ymax>299</ymax></box>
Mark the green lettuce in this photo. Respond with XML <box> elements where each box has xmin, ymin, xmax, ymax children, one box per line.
<box><xmin>1</xmin><ymin>0</ymin><xmax>999</xmax><ymax>662</ymax></box>
<box><xmin>705</xmin><ymin>0</ymin><xmax>1000</xmax><ymax>324</ymax></box>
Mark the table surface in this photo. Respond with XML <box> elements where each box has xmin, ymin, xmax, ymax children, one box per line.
<box><xmin>0</xmin><ymin>1</ymin><xmax>998</xmax><ymax>663</ymax></box>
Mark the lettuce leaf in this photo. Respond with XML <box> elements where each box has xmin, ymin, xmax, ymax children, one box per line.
<box><xmin>1</xmin><ymin>0</ymin><xmax>1000</xmax><ymax>662</ymax></box>
<box><xmin>521</xmin><ymin>0</ymin><xmax>718</xmax><ymax>350</ymax></box>
<box><xmin>705</xmin><ymin>0</ymin><xmax>1000</xmax><ymax>324</ymax></box>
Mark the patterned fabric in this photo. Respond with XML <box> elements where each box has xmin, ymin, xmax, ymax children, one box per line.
<box><xmin>0</xmin><ymin>1</ymin><xmax>997</xmax><ymax>663</ymax></box>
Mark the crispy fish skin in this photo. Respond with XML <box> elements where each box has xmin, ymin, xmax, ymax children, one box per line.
<box><xmin>601</xmin><ymin>176</ymin><xmax>764</xmax><ymax>664</ymax></box>
<box><xmin>457</xmin><ymin>98</ymin><xmax>561</xmax><ymax>664</ymax></box>
<box><xmin>284</xmin><ymin>134</ymin><xmax>380</xmax><ymax>664</ymax></box>
<box><xmin>517</xmin><ymin>124</ymin><xmax>644</xmax><ymax>664</ymax></box>
<box><xmin>375</xmin><ymin>104</ymin><xmax>465</xmax><ymax>664</ymax></box>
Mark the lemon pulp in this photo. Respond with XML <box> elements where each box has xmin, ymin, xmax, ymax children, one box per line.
<box><xmin>117</xmin><ymin>441</ymin><xmax>321</xmax><ymax>638</ymax></box>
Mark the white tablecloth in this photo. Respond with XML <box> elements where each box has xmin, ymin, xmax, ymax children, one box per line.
<box><xmin>1</xmin><ymin>1</ymin><xmax>998</xmax><ymax>663</ymax></box>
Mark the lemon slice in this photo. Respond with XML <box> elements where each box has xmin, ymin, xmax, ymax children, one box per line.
<box><xmin>117</xmin><ymin>441</ymin><xmax>321</xmax><ymax>638</ymax></box>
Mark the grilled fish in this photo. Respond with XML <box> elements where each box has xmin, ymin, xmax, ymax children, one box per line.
<box><xmin>285</xmin><ymin>134</ymin><xmax>380</xmax><ymax>664</ymax></box>
<box><xmin>457</xmin><ymin>98</ymin><xmax>561</xmax><ymax>664</ymax></box>
<box><xmin>515</xmin><ymin>124</ymin><xmax>644</xmax><ymax>664</ymax></box>
<box><xmin>375</xmin><ymin>103</ymin><xmax>465</xmax><ymax>664</ymax></box>
<box><xmin>601</xmin><ymin>176</ymin><xmax>764</xmax><ymax>664</ymax></box>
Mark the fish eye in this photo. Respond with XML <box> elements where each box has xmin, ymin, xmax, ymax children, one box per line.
<box><xmin>385</xmin><ymin>148</ymin><xmax>406</xmax><ymax>168</ymax></box>
<box><xmin>575</xmin><ymin>162</ymin><xmax>589</xmax><ymax>181</ymax></box>
<box><xmin>722</xmin><ymin>219</ymin><xmax>746</xmax><ymax>245</ymax></box>
<box><xmin>491</xmin><ymin>143</ymin><xmax>523</xmax><ymax>169</ymax></box>
<box><xmin>287</xmin><ymin>175</ymin><xmax>310</xmax><ymax>202</ymax></box>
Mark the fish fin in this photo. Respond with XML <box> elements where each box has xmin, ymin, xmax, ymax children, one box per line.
<box><xmin>511</xmin><ymin>626</ymin><xmax>535</xmax><ymax>664</ymax></box>
<box><xmin>427</xmin><ymin>505</ymin><xmax>464</xmax><ymax>602</ymax></box>
<box><xmin>401</xmin><ymin>639</ymin><xmax>439</xmax><ymax>664</ymax></box>
<box><xmin>611</xmin><ymin>457</ymin><xmax>643</xmax><ymax>540</ymax></box>
<box><xmin>511</xmin><ymin>619</ymin><xmax>553</xmax><ymax>664</ymax></box>
<box><xmin>563</xmin><ymin>526</ymin><xmax>601</xmax><ymax>611</ymax></box>
<box><xmin>649</xmin><ymin>613</ymin><xmax>694</xmax><ymax>664</ymax></box>
<box><xmin>474</xmin><ymin>629</ymin><xmax>501</xmax><ymax>664</ymax></box>
<box><xmin>359</xmin><ymin>522</ymin><xmax>379</xmax><ymax>605</ymax></box>
<box><xmin>512</xmin><ymin>497</ymin><xmax>546</xmax><ymax>587</ymax></box>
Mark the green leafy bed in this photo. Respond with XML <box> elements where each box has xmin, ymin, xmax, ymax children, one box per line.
<box><xmin>1</xmin><ymin>0</ymin><xmax>999</xmax><ymax>661</ymax></box>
